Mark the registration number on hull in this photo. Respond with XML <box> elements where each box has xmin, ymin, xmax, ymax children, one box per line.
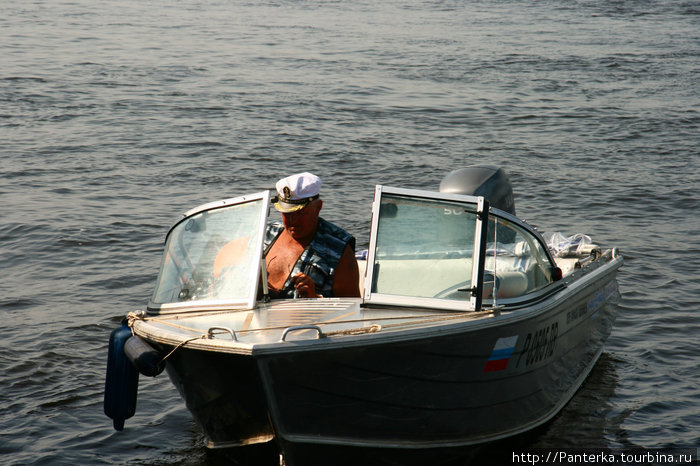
<box><xmin>515</xmin><ymin>322</ymin><xmax>559</xmax><ymax>368</ymax></box>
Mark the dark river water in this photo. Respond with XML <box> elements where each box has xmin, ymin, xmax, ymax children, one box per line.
<box><xmin>1</xmin><ymin>0</ymin><xmax>698</xmax><ymax>464</ymax></box>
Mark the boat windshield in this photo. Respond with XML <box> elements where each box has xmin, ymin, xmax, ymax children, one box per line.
<box><xmin>150</xmin><ymin>192</ymin><xmax>269</xmax><ymax>311</ymax></box>
<box><xmin>365</xmin><ymin>187</ymin><xmax>485</xmax><ymax>311</ymax></box>
<box><xmin>481</xmin><ymin>214</ymin><xmax>555</xmax><ymax>302</ymax></box>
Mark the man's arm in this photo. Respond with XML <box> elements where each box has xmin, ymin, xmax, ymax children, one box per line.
<box><xmin>332</xmin><ymin>244</ymin><xmax>362</xmax><ymax>297</ymax></box>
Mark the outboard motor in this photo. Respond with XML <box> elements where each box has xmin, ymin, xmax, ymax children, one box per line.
<box><xmin>439</xmin><ymin>165</ymin><xmax>516</xmax><ymax>215</ymax></box>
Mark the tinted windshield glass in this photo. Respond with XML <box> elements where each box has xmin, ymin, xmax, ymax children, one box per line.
<box><xmin>151</xmin><ymin>199</ymin><xmax>264</xmax><ymax>305</ymax></box>
<box><xmin>371</xmin><ymin>194</ymin><xmax>477</xmax><ymax>300</ymax></box>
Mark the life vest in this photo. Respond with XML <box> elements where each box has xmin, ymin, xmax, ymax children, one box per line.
<box><xmin>264</xmin><ymin>218</ymin><xmax>355</xmax><ymax>298</ymax></box>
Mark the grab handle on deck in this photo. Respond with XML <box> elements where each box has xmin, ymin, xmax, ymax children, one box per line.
<box><xmin>280</xmin><ymin>325</ymin><xmax>324</xmax><ymax>341</ymax></box>
<box><xmin>207</xmin><ymin>326</ymin><xmax>238</xmax><ymax>341</ymax></box>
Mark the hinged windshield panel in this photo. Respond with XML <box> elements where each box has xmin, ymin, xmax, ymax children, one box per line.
<box><xmin>363</xmin><ymin>186</ymin><xmax>486</xmax><ymax>312</ymax></box>
<box><xmin>149</xmin><ymin>191</ymin><xmax>270</xmax><ymax>313</ymax></box>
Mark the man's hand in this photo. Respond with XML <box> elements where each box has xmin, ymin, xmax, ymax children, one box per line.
<box><xmin>291</xmin><ymin>273</ymin><xmax>318</xmax><ymax>298</ymax></box>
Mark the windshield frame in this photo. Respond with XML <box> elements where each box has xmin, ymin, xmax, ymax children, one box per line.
<box><xmin>362</xmin><ymin>186</ymin><xmax>488</xmax><ymax>312</ymax></box>
<box><xmin>147</xmin><ymin>190</ymin><xmax>270</xmax><ymax>314</ymax></box>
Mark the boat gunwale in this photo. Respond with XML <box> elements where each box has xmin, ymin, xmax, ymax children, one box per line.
<box><xmin>131</xmin><ymin>252</ymin><xmax>622</xmax><ymax>356</ymax></box>
<box><xmin>252</xmin><ymin>253</ymin><xmax>621</xmax><ymax>355</ymax></box>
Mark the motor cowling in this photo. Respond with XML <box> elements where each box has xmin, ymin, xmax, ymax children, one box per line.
<box><xmin>439</xmin><ymin>165</ymin><xmax>516</xmax><ymax>215</ymax></box>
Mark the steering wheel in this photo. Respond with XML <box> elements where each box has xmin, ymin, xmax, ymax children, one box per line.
<box><xmin>433</xmin><ymin>281</ymin><xmax>471</xmax><ymax>299</ymax></box>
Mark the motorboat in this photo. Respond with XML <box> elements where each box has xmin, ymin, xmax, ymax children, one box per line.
<box><xmin>104</xmin><ymin>166</ymin><xmax>622</xmax><ymax>464</ymax></box>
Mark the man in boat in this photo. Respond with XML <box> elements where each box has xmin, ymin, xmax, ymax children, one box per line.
<box><xmin>264</xmin><ymin>172</ymin><xmax>361</xmax><ymax>299</ymax></box>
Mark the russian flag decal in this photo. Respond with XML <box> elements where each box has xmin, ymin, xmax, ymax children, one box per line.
<box><xmin>483</xmin><ymin>336</ymin><xmax>519</xmax><ymax>372</ymax></box>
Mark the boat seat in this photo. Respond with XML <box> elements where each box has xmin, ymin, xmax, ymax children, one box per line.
<box><xmin>492</xmin><ymin>271</ymin><xmax>529</xmax><ymax>298</ymax></box>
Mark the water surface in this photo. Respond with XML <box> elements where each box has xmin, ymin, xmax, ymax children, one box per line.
<box><xmin>1</xmin><ymin>1</ymin><xmax>698</xmax><ymax>464</ymax></box>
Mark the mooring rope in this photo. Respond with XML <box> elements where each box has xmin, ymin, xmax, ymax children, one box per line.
<box><xmin>126</xmin><ymin>310</ymin><xmax>208</xmax><ymax>365</ymax></box>
<box><xmin>126</xmin><ymin>310</ymin><xmax>145</xmax><ymax>336</ymax></box>
<box><xmin>159</xmin><ymin>335</ymin><xmax>208</xmax><ymax>363</ymax></box>
<box><xmin>323</xmin><ymin>310</ymin><xmax>494</xmax><ymax>336</ymax></box>
<box><xmin>324</xmin><ymin>323</ymin><xmax>383</xmax><ymax>336</ymax></box>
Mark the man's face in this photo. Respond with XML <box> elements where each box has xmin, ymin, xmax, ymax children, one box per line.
<box><xmin>282</xmin><ymin>199</ymin><xmax>322</xmax><ymax>241</ymax></box>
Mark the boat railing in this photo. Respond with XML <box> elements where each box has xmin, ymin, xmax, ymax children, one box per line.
<box><xmin>280</xmin><ymin>325</ymin><xmax>324</xmax><ymax>341</ymax></box>
<box><xmin>207</xmin><ymin>326</ymin><xmax>238</xmax><ymax>341</ymax></box>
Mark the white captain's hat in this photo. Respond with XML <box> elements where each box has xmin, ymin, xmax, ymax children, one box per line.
<box><xmin>273</xmin><ymin>172</ymin><xmax>322</xmax><ymax>213</ymax></box>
